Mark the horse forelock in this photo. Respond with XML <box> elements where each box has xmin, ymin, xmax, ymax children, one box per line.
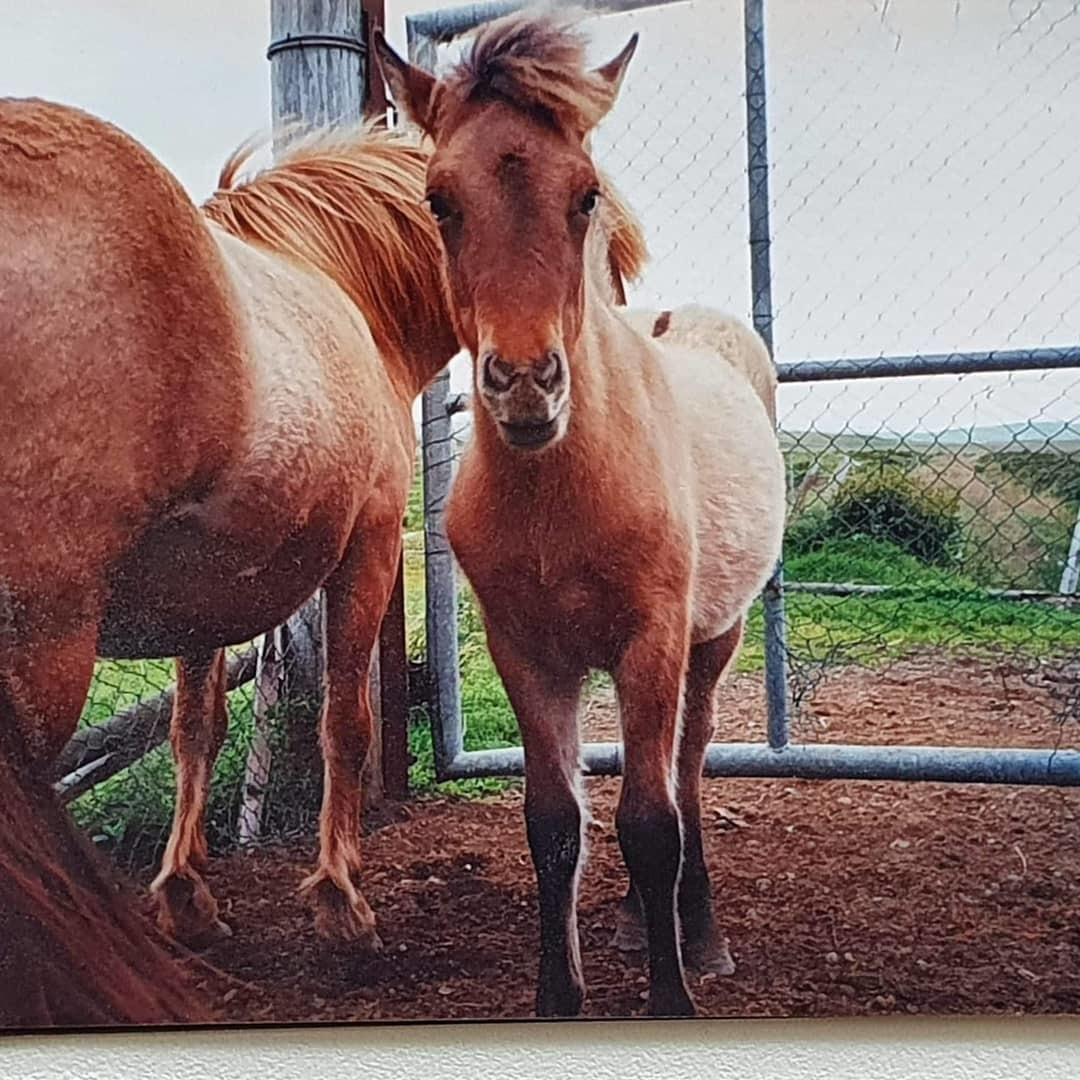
<box><xmin>202</xmin><ymin>123</ymin><xmax>451</xmax><ymax>372</ymax></box>
<box><xmin>444</xmin><ymin>6</ymin><xmax>613</xmax><ymax>137</ymax></box>
<box><xmin>436</xmin><ymin>11</ymin><xmax>646</xmax><ymax>304</ymax></box>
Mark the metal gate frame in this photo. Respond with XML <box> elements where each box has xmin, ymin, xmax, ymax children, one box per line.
<box><xmin>413</xmin><ymin>0</ymin><xmax>1080</xmax><ymax>786</ymax></box>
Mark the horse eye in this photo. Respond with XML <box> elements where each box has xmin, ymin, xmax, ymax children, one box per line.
<box><xmin>426</xmin><ymin>193</ymin><xmax>455</xmax><ymax>223</ymax></box>
<box><xmin>579</xmin><ymin>188</ymin><xmax>601</xmax><ymax>216</ymax></box>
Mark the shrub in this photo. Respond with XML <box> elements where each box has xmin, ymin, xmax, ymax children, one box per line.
<box><xmin>826</xmin><ymin>465</ymin><xmax>962</xmax><ymax>565</ymax></box>
<box><xmin>787</xmin><ymin>465</ymin><xmax>962</xmax><ymax>566</ymax></box>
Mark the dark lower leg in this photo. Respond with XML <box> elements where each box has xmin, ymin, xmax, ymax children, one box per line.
<box><xmin>484</xmin><ymin>627</ymin><xmax>586</xmax><ymax>1017</ymax></box>
<box><xmin>614</xmin><ymin>618</ymin><xmax>701</xmax><ymax>1016</ymax></box>
<box><xmin>527</xmin><ymin>787</ymin><xmax>586</xmax><ymax>1017</ymax></box>
<box><xmin>616</xmin><ymin>792</ymin><xmax>692</xmax><ymax>1016</ymax></box>
<box><xmin>676</xmin><ymin>623</ymin><xmax>743</xmax><ymax>972</ymax></box>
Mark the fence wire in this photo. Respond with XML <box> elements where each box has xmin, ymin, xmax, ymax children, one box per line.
<box><xmin>423</xmin><ymin>0</ymin><xmax>1080</xmax><ymax>771</ymax></box>
<box><xmin>65</xmin><ymin>0</ymin><xmax>1080</xmax><ymax>875</ymax></box>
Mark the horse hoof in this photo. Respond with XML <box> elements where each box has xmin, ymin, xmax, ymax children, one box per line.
<box><xmin>302</xmin><ymin>871</ymin><xmax>381</xmax><ymax>951</ymax></box>
<box><xmin>536</xmin><ymin>981</ymin><xmax>586</xmax><ymax>1018</ymax></box>
<box><xmin>684</xmin><ymin>933</ymin><xmax>736</xmax><ymax>976</ymax></box>
<box><xmin>182</xmin><ymin>917</ymin><xmax>234</xmax><ymax>951</ymax></box>
<box><xmin>647</xmin><ymin>987</ymin><xmax>697</xmax><ymax>1018</ymax></box>
<box><xmin>152</xmin><ymin>869</ymin><xmax>230</xmax><ymax>948</ymax></box>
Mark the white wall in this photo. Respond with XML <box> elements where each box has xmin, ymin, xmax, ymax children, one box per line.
<box><xmin>4</xmin><ymin>1016</ymin><xmax>1080</xmax><ymax>1078</ymax></box>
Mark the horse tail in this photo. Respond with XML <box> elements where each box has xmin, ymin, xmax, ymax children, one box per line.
<box><xmin>0</xmin><ymin>687</ymin><xmax>210</xmax><ymax>1029</ymax></box>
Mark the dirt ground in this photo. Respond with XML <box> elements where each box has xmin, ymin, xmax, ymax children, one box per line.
<box><xmin>170</xmin><ymin>652</ymin><xmax>1080</xmax><ymax>1023</ymax></box>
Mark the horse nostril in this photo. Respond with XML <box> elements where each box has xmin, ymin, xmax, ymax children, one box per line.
<box><xmin>534</xmin><ymin>350</ymin><xmax>563</xmax><ymax>391</ymax></box>
<box><xmin>482</xmin><ymin>351</ymin><xmax>516</xmax><ymax>392</ymax></box>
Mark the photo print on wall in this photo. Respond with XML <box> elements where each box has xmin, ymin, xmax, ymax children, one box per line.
<box><xmin>3</xmin><ymin>0</ymin><xmax>1080</xmax><ymax>1032</ymax></box>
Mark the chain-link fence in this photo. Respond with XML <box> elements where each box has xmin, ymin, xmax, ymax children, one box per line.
<box><xmin>58</xmin><ymin>629</ymin><xmax>332</xmax><ymax>879</ymax></box>
<box><xmin>60</xmin><ymin>0</ymin><xmax>1080</xmax><ymax>879</ymax></box>
<box><xmin>766</xmin><ymin>0</ymin><xmax>1080</xmax><ymax>748</ymax></box>
<box><xmin>417</xmin><ymin>0</ymin><xmax>1080</xmax><ymax>782</ymax></box>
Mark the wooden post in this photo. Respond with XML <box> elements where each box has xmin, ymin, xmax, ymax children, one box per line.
<box><xmin>361</xmin><ymin>0</ymin><xmax>388</xmax><ymax>121</ymax></box>
<box><xmin>241</xmin><ymin>0</ymin><xmax>384</xmax><ymax>841</ymax></box>
<box><xmin>269</xmin><ymin>0</ymin><xmax>365</xmax><ymax>137</ymax></box>
<box><xmin>379</xmin><ymin>554</ymin><xmax>411</xmax><ymax>799</ymax></box>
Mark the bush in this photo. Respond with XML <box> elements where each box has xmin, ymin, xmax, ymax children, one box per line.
<box><xmin>788</xmin><ymin>465</ymin><xmax>962</xmax><ymax>566</ymax></box>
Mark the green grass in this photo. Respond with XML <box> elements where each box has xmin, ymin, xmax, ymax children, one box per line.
<box><xmin>398</xmin><ymin>533</ymin><xmax>1080</xmax><ymax>794</ymax></box>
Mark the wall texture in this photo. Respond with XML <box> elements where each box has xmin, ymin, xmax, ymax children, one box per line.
<box><xmin>3</xmin><ymin>1017</ymin><xmax>1080</xmax><ymax>1078</ymax></box>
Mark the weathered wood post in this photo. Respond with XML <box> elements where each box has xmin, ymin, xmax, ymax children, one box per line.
<box><xmin>241</xmin><ymin>0</ymin><xmax>383</xmax><ymax>844</ymax></box>
<box><xmin>359</xmin><ymin>0</ymin><xmax>412</xmax><ymax>802</ymax></box>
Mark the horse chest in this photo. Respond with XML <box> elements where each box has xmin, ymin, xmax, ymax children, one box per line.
<box><xmin>473</xmin><ymin>554</ymin><xmax>637</xmax><ymax>673</ymax></box>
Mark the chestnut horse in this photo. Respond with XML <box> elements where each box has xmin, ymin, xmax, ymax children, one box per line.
<box><xmin>0</xmin><ymin>98</ymin><xmax>459</xmax><ymax>950</ymax></box>
<box><xmin>376</xmin><ymin>12</ymin><xmax>785</xmax><ymax>1017</ymax></box>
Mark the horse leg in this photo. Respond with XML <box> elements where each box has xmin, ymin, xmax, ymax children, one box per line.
<box><xmin>0</xmin><ymin>605</ymin><xmax>99</xmax><ymax>770</ymax></box>
<box><xmin>612</xmin><ymin>620</ymin><xmax>743</xmax><ymax>974</ymax></box>
<box><xmin>611</xmin><ymin>879</ymin><xmax>646</xmax><ymax>954</ymax></box>
<box><xmin>487</xmin><ymin>631</ymin><xmax>586</xmax><ymax>1017</ymax></box>
<box><xmin>677</xmin><ymin>619</ymin><xmax>743</xmax><ymax>975</ymax></box>
<box><xmin>150</xmin><ymin>650</ymin><xmax>231</xmax><ymax>946</ymax></box>
<box><xmin>298</xmin><ymin>525</ymin><xmax>400</xmax><ymax>949</ymax></box>
<box><xmin>614</xmin><ymin>617</ymin><xmax>695</xmax><ymax>1017</ymax></box>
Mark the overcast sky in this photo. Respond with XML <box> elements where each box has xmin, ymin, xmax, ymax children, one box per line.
<box><xmin>3</xmin><ymin>1</ymin><xmax>1079</xmax><ymax>436</ymax></box>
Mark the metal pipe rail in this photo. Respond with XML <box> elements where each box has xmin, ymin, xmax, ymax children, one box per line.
<box><xmin>443</xmin><ymin>742</ymin><xmax>1080</xmax><ymax>786</ymax></box>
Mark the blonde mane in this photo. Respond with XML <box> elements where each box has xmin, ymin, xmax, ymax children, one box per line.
<box><xmin>597</xmin><ymin>168</ymin><xmax>648</xmax><ymax>303</ymax></box>
<box><xmin>203</xmin><ymin>124</ymin><xmax>452</xmax><ymax>368</ymax></box>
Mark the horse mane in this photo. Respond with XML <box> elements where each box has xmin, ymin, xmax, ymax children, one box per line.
<box><xmin>203</xmin><ymin>123</ymin><xmax>451</xmax><ymax>367</ymax></box>
<box><xmin>443</xmin><ymin>7</ymin><xmax>612</xmax><ymax>135</ymax></box>
<box><xmin>597</xmin><ymin>168</ymin><xmax>648</xmax><ymax>304</ymax></box>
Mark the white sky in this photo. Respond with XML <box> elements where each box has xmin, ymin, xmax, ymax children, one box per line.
<box><xmin>4</xmin><ymin>0</ymin><xmax>1079</xmax><ymax>436</ymax></box>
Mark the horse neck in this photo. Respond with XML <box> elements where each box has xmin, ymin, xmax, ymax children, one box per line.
<box><xmin>381</xmin><ymin>320</ymin><xmax>460</xmax><ymax>405</ymax></box>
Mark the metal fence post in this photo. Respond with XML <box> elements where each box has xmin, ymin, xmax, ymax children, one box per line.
<box><xmin>420</xmin><ymin>370</ymin><xmax>464</xmax><ymax>777</ymax></box>
<box><xmin>743</xmin><ymin>0</ymin><xmax>790</xmax><ymax>751</ymax></box>
<box><xmin>407</xmin><ymin>25</ymin><xmax>464</xmax><ymax>779</ymax></box>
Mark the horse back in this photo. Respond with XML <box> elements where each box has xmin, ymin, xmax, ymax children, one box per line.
<box><xmin>620</xmin><ymin>304</ymin><xmax>777</xmax><ymax>424</ymax></box>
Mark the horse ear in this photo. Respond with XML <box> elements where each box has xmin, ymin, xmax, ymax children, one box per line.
<box><xmin>372</xmin><ymin>30</ymin><xmax>438</xmax><ymax>136</ymax></box>
<box><xmin>592</xmin><ymin>33</ymin><xmax>639</xmax><ymax>116</ymax></box>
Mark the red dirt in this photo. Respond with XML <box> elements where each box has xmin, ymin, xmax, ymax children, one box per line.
<box><xmin>166</xmin><ymin>653</ymin><xmax>1080</xmax><ymax>1023</ymax></box>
